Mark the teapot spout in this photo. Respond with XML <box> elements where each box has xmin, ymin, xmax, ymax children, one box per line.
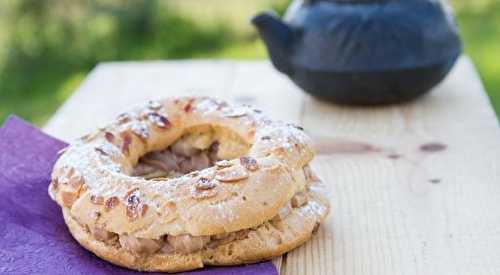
<box><xmin>251</xmin><ymin>11</ymin><xmax>294</xmax><ymax>74</ymax></box>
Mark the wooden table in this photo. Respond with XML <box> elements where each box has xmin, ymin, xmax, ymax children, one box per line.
<box><xmin>44</xmin><ymin>57</ymin><xmax>500</xmax><ymax>275</ymax></box>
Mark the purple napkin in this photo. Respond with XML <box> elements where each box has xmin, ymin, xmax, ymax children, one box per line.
<box><xmin>0</xmin><ymin>116</ymin><xmax>277</xmax><ymax>275</ymax></box>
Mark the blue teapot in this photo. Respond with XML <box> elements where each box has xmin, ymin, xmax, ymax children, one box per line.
<box><xmin>252</xmin><ymin>0</ymin><xmax>462</xmax><ymax>105</ymax></box>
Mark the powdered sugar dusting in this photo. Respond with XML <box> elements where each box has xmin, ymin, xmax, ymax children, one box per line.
<box><xmin>53</xmin><ymin>96</ymin><xmax>315</xmax><ymax>236</ymax></box>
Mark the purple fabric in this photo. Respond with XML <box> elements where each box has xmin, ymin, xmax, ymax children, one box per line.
<box><xmin>0</xmin><ymin>115</ymin><xmax>277</xmax><ymax>275</ymax></box>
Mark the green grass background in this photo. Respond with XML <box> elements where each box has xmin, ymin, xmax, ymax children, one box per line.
<box><xmin>0</xmin><ymin>0</ymin><xmax>498</xmax><ymax>126</ymax></box>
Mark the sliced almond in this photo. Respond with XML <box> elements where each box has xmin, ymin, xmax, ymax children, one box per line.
<box><xmin>105</xmin><ymin>196</ymin><xmax>119</xmax><ymax>211</ymax></box>
<box><xmin>95</xmin><ymin>147</ymin><xmax>109</xmax><ymax>156</ymax></box>
<box><xmin>215</xmin><ymin>160</ymin><xmax>233</xmax><ymax>169</ymax></box>
<box><xmin>141</xmin><ymin>204</ymin><xmax>149</xmax><ymax>217</ymax></box>
<box><xmin>51</xmin><ymin>179</ymin><xmax>59</xmax><ymax>191</ymax></box>
<box><xmin>130</xmin><ymin>122</ymin><xmax>150</xmax><ymax>141</ymax></box>
<box><xmin>120</xmin><ymin>132</ymin><xmax>132</xmax><ymax>156</ymax></box>
<box><xmin>195</xmin><ymin>177</ymin><xmax>218</xmax><ymax>190</ymax></box>
<box><xmin>52</xmin><ymin>166</ymin><xmax>67</xmax><ymax>180</ymax></box>
<box><xmin>90</xmin><ymin>195</ymin><xmax>104</xmax><ymax>205</ymax></box>
<box><xmin>80</xmin><ymin>131</ymin><xmax>99</xmax><ymax>142</ymax></box>
<box><xmin>125</xmin><ymin>190</ymin><xmax>146</xmax><ymax>220</ymax></box>
<box><xmin>186</xmin><ymin>171</ymin><xmax>199</xmax><ymax>177</ymax></box>
<box><xmin>270</xmin><ymin>230</ymin><xmax>282</xmax><ymax>245</ymax></box>
<box><xmin>117</xmin><ymin>113</ymin><xmax>131</xmax><ymax>124</ymax></box>
<box><xmin>312</xmin><ymin>222</ymin><xmax>320</xmax><ymax>235</ymax></box>
<box><xmin>291</xmin><ymin>192</ymin><xmax>308</xmax><ymax>208</ymax></box>
<box><xmin>223</xmin><ymin>107</ymin><xmax>247</xmax><ymax>118</ymax></box>
<box><xmin>164</xmin><ymin>201</ymin><xmax>177</xmax><ymax>217</ymax></box>
<box><xmin>272</xmin><ymin>202</ymin><xmax>292</xmax><ymax>222</ymax></box>
<box><xmin>303</xmin><ymin>165</ymin><xmax>319</xmax><ymax>182</ymax></box>
<box><xmin>191</xmin><ymin>188</ymin><xmax>217</xmax><ymax>200</ymax></box>
<box><xmin>68</xmin><ymin>174</ymin><xmax>84</xmax><ymax>189</ymax></box>
<box><xmin>260</xmin><ymin>135</ymin><xmax>271</xmax><ymax>141</ymax></box>
<box><xmin>147</xmin><ymin>100</ymin><xmax>162</xmax><ymax>110</ymax></box>
<box><xmin>215</xmin><ymin>166</ymin><xmax>249</xmax><ymax>182</ymax></box>
<box><xmin>183</xmin><ymin>99</ymin><xmax>194</xmax><ymax>113</ymax></box>
<box><xmin>147</xmin><ymin>113</ymin><xmax>171</xmax><ymax>129</ymax></box>
<box><xmin>104</xmin><ymin>132</ymin><xmax>115</xmax><ymax>143</ymax></box>
<box><xmin>287</xmin><ymin>123</ymin><xmax>304</xmax><ymax>131</ymax></box>
<box><xmin>61</xmin><ymin>191</ymin><xmax>78</xmax><ymax>207</ymax></box>
<box><xmin>66</xmin><ymin>167</ymin><xmax>76</xmax><ymax>179</ymax></box>
<box><xmin>239</xmin><ymin>156</ymin><xmax>258</xmax><ymax>171</ymax></box>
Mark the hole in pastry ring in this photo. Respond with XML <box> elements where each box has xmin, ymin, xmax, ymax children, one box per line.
<box><xmin>49</xmin><ymin>96</ymin><xmax>314</xmax><ymax>240</ymax></box>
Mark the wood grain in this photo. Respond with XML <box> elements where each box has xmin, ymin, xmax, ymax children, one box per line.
<box><xmin>44</xmin><ymin>57</ymin><xmax>500</xmax><ymax>275</ymax></box>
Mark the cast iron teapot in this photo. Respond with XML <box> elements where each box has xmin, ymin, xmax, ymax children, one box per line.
<box><xmin>252</xmin><ymin>0</ymin><xmax>462</xmax><ymax>105</ymax></box>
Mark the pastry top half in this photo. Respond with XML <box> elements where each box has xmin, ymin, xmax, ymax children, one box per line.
<box><xmin>49</xmin><ymin>97</ymin><xmax>318</xmax><ymax>240</ymax></box>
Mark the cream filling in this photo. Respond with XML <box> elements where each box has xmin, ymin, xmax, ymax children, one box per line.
<box><xmin>132</xmin><ymin>127</ymin><xmax>248</xmax><ymax>179</ymax></box>
<box><xmin>87</xmin><ymin>189</ymin><xmax>310</xmax><ymax>257</ymax></box>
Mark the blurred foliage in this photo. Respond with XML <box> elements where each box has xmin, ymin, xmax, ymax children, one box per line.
<box><xmin>0</xmin><ymin>0</ymin><xmax>498</xmax><ymax>126</ymax></box>
<box><xmin>0</xmin><ymin>0</ymin><xmax>239</xmax><ymax>125</ymax></box>
<box><xmin>450</xmin><ymin>0</ymin><xmax>500</xmax><ymax>116</ymax></box>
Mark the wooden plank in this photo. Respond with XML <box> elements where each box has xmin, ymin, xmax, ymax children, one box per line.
<box><xmin>282</xmin><ymin>56</ymin><xmax>500</xmax><ymax>275</ymax></box>
<box><xmin>222</xmin><ymin>62</ymin><xmax>304</xmax><ymax>124</ymax></box>
<box><xmin>43</xmin><ymin>57</ymin><xmax>500</xmax><ymax>275</ymax></box>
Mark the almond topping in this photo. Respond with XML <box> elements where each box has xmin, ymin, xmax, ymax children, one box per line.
<box><xmin>124</xmin><ymin>187</ymin><xmax>139</xmax><ymax>199</ymax></box>
<box><xmin>147</xmin><ymin>100</ymin><xmax>162</xmax><ymax>110</ymax></box>
<box><xmin>51</xmin><ymin>179</ymin><xmax>59</xmax><ymax>191</ymax></box>
<box><xmin>223</xmin><ymin>108</ymin><xmax>247</xmax><ymax>118</ymax></box>
<box><xmin>95</xmin><ymin>147</ymin><xmax>108</xmax><ymax>156</ymax></box>
<box><xmin>66</xmin><ymin>167</ymin><xmax>76</xmax><ymax>179</ymax></box>
<box><xmin>184</xmin><ymin>100</ymin><xmax>194</xmax><ymax>113</ymax></box>
<box><xmin>215</xmin><ymin>160</ymin><xmax>233</xmax><ymax>169</ymax></box>
<box><xmin>195</xmin><ymin>177</ymin><xmax>218</xmax><ymax>190</ymax></box>
<box><xmin>147</xmin><ymin>113</ymin><xmax>171</xmax><ymax>129</ymax></box>
<box><xmin>288</xmin><ymin>123</ymin><xmax>304</xmax><ymax>131</ymax></box>
<box><xmin>303</xmin><ymin>165</ymin><xmax>319</xmax><ymax>182</ymax></box>
<box><xmin>164</xmin><ymin>201</ymin><xmax>177</xmax><ymax>217</ymax></box>
<box><xmin>80</xmin><ymin>132</ymin><xmax>96</xmax><ymax>142</ymax></box>
<box><xmin>61</xmin><ymin>191</ymin><xmax>78</xmax><ymax>207</ymax></box>
<box><xmin>312</xmin><ymin>222</ymin><xmax>320</xmax><ymax>235</ymax></box>
<box><xmin>187</xmin><ymin>171</ymin><xmax>199</xmax><ymax>177</ymax></box>
<box><xmin>125</xmin><ymin>190</ymin><xmax>145</xmax><ymax>219</ymax></box>
<box><xmin>141</xmin><ymin>204</ymin><xmax>149</xmax><ymax>217</ymax></box>
<box><xmin>105</xmin><ymin>197</ymin><xmax>119</xmax><ymax>211</ymax></box>
<box><xmin>90</xmin><ymin>195</ymin><xmax>104</xmax><ymax>205</ymax></box>
<box><xmin>117</xmin><ymin>113</ymin><xmax>131</xmax><ymax>124</ymax></box>
<box><xmin>191</xmin><ymin>188</ymin><xmax>217</xmax><ymax>200</ymax></box>
<box><xmin>240</xmin><ymin>156</ymin><xmax>259</xmax><ymax>171</ymax></box>
<box><xmin>104</xmin><ymin>132</ymin><xmax>115</xmax><ymax>142</ymax></box>
<box><xmin>121</xmin><ymin>132</ymin><xmax>132</xmax><ymax>156</ymax></box>
<box><xmin>68</xmin><ymin>174</ymin><xmax>84</xmax><ymax>189</ymax></box>
<box><xmin>291</xmin><ymin>192</ymin><xmax>308</xmax><ymax>208</ymax></box>
<box><xmin>130</xmin><ymin>122</ymin><xmax>150</xmax><ymax>141</ymax></box>
<box><xmin>215</xmin><ymin>166</ymin><xmax>249</xmax><ymax>182</ymax></box>
<box><xmin>166</xmin><ymin>201</ymin><xmax>176</xmax><ymax>210</ymax></box>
